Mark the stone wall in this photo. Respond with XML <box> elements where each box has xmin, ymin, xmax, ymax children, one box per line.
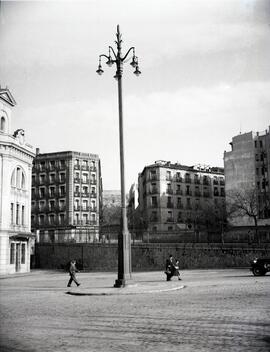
<box><xmin>35</xmin><ymin>243</ymin><xmax>270</xmax><ymax>271</ymax></box>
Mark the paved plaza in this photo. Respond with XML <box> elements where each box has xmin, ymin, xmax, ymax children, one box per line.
<box><xmin>0</xmin><ymin>269</ymin><xmax>269</xmax><ymax>352</ymax></box>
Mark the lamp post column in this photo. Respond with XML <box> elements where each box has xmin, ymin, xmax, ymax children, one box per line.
<box><xmin>114</xmin><ymin>26</ymin><xmax>131</xmax><ymax>287</ymax></box>
<box><xmin>96</xmin><ymin>25</ymin><xmax>141</xmax><ymax>288</ymax></box>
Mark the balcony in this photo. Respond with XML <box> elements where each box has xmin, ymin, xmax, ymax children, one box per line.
<box><xmin>81</xmin><ymin>165</ymin><xmax>90</xmax><ymax>171</ymax></box>
<box><xmin>175</xmin><ymin>177</ymin><xmax>182</xmax><ymax>183</ymax></box>
<box><xmin>166</xmin><ymin>189</ymin><xmax>173</xmax><ymax>195</ymax></box>
<box><xmin>81</xmin><ymin>179</ymin><xmax>90</xmax><ymax>184</ymax></box>
<box><xmin>74</xmin><ymin>206</ymin><xmax>81</xmax><ymax>211</ymax></box>
<box><xmin>186</xmin><ymin>205</ymin><xmax>192</xmax><ymax>210</ymax></box>
<box><xmin>149</xmin><ymin>216</ymin><xmax>158</xmax><ymax>222</ymax></box>
<box><xmin>194</xmin><ymin>191</ymin><xmax>201</xmax><ymax>197</ymax></box>
<box><xmin>90</xmin><ymin>192</ymin><xmax>97</xmax><ymax>198</ymax></box>
<box><xmin>90</xmin><ymin>166</ymin><xmax>97</xmax><ymax>172</ymax></box>
<box><xmin>185</xmin><ymin>191</ymin><xmax>192</xmax><ymax>196</ymax></box>
<box><xmin>214</xmin><ymin>191</ymin><xmax>219</xmax><ymax>197</ymax></box>
<box><xmin>74</xmin><ymin>164</ymin><xmax>80</xmax><ymax>170</ymax></box>
<box><xmin>203</xmin><ymin>179</ymin><xmax>210</xmax><ymax>185</ymax></box>
<box><xmin>166</xmin><ymin>176</ymin><xmax>172</xmax><ymax>181</ymax></box>
<box><xmin>194</xmin><ymin>179</ymin><xmax>200</xmax><ymax>184</ymax></box>
<box><xmin>203</xmin><ymin>192</ymin><xmax>210</xmax><ymax>198</ymax></box>
<box><xmin>74</xmin><ymin>192</ymin><xmax>80</xmax><ymax>197</ymax></box>
<box><xmin>90</xmin><ymin>206</ymin><xmax>97</xmax><ymax>212</ymax></box>
<box><xmin>213</xmin><ymin>180</ymin><xmax>219</xmax><ymax>185</ymax></box>
<box><xmin>176</xmin><ymin>190</ymin><xmax>183</xmax><ymax>195</ymax></box>
<box><xmin>81</xmin><ymin>206</ymin><xmax>91</xmax><ymax>212</ymax></box>
<box><xmin>81</xmin><ymin>192</ymin><xmax>90</xmax><ymax>198</ymax></box>
<box><xmin>220</xmin><ymin>180</ymin><xmax>225</xmax><ymax>186</ymax></box>
<box><xmin>74</xmin><ymin>178</ymin><xmax>81</xmax><ymax>183</ymax></box>
<box><xmin>176</xmin><ymin>203</ymin><xmax>183</xmax><ymax>209</ymax></box>
<box><xmin>185</xmin><ymin>178</ymin><xmax>191</xmax><ymax>184</ymax></box>
<box><xmin>90</xmin><ymin>179</ymin><xmax>97</xmax><ymax>185</ymax></box>
<box><xmin>167</xmin><ymin>203</ymin><xmax>174</xmax><ymax>209</ymax></box>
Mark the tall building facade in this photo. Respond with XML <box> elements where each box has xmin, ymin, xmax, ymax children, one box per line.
<box><xmin>31</xmin><ymin>151</ymin><xmax>102</xmax><ymax>242</ymax></box>
<box><xmin>0</xmin><ymin>88</ymin><xmax>35</xmax><ymax>275</ymax></box>
<box><xmin>138</xmin><ymin>160</ymin><xmax>225</xmax><ymax>232</ymax></box>
<box><xmin>224</xmin><ymin>128</ymin><xmax>270</xmax><ymax>226</ymax></box>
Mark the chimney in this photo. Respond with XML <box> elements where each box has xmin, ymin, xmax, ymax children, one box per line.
<box><xmin>36</xmin><ymin>148</ymin><xmax>40</xmax><ymax>155</ymax></box>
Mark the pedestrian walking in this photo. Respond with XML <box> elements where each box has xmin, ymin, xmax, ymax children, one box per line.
<box><xmin>174</xmin><ymin>259</ymin><xmax>181</xmax><ymax>280</ymax></box>
<box><xmin>164</xmin><ymin>254</ymin><xmax>176</xmax><ymax>281</ymax></box>
<box><xmin>67</xmin><ymin>260</ymin><xmax>81</xmax><ymax>287</ymax></box>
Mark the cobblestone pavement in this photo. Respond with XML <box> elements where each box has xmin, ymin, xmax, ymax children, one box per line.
<box><xmin>0</xmin><ymin>269</ymin><xmax>269</xmax><ymax>352</ymax></box>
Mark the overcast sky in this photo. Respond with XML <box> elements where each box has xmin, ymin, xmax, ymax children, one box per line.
<box><xmin>1</xmin><ymin>0</ymin><xmax>270</xmax><ymax>190</ymax></box>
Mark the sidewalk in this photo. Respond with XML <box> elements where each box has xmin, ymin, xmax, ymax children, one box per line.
<box><xmin>66</xmin><ymin>275</ymin><xmax>185</xmax><ymax>296</ymax></box>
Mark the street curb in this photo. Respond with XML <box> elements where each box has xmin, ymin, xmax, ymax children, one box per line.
<box><xmin>66</xmin><ymin>284</ymin><xmax>186</xmax><ymax>296</ymax></box>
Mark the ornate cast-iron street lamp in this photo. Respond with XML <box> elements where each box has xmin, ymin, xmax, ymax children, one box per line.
<box><xmin>96</xmin><ymin>25</ymin><xmax>141</xmax><ymax>287</ymax></box>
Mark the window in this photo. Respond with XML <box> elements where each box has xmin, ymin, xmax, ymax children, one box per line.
<box><xmin>91</xmin><ymin>213</ymin><xmax>96</xmax><ymax>222</ymax></box>
<box><xmin>59</xmin><ymin>214</ymin><xmax>65</xmax><ymax>225</ymax></box>
<box><xmin>166</xmin><ymin>171</ymin><xmax>171</xmax><ymax>180</ymax></box>
<box><xmin>40</xmin><ymin>174</ymin><xmax>46</xmax><ymax>184</ymax></box>
<box><xmin>21</xmin><ymin>205</ymin><xmax>25</xmax><ymax>225</ymax></box>
<box><xmin>39</xmin><ymin>215</ymin><xmax>45</xmax><ymax>225</ymax></box>
<box><xmin>49</xmin><ymin>214</ymin><xmax>55</xmax><ymax>225</ymax></box>
<box><xmin>82</xmin><ymin>214</ymin><xmax>88</xmax><ymax>224</ymax></box>
<box><xmin>1</xmin><ymin>116</ymin><xmax>6</xmax><ymax>131</ymax></box>
<box><xmin>39</xmin><ymin>187</ymin><xmax>45</xmax><ymax>198</ymax></box>
<box><xmin>82</xmin><ymin>200</ymin><xmax>88</xmax><ymax>210</ymax></box>
<box><xmin>49</xmin><ymin>200</ymin><xmax>55</xmax><ymax>210</ymax></box>
<box><xmin>254</xmin><ymin>140</ymin><xmax>257</xmax><ymax>148</ymax></box>
<box><xmin>21</xmin><ymin>244</ymin><xmax>26</xmax><ymax>264</ymax></box>
<box><xmin>82</xmin><ymin>173</ymin><xmax>88</xmax><ymax>183</ymax></box>
<box><xmin>59</xmin><ymin>200</ymin><xmax>65</xmax><ymax>211</ymax></box>
<box><xmin>59</xmin><ymin>173</ymin><xmax>65</xmax><ymax>182</ymax></box>
<box><xmin>151</xmin><ymin>196</ymin><xmax>157</xmax><ymax>207</ymax></box>
<box><xmin>16</xmin><ymin>204</ymin><xmax>19</xmax><ymax>225</ymax></box>
<box><xmin>49</xmin><ymin>173</ymin><xmax>56</xmax><ymax>183</ymax></box>
<box><xmin>11</xmin><ymin>167</ymin><xmax>26</xmax><ymax>189</ymax></box>
<box><xmin>259</xmin><ymin>140</ymin><xmax>263</xmax><ymax>148</ymax></box>
<box><xmin>60</xmin><ymin>185</ymin><xmax>65</xmax><ymax>196</ymax></box>
<box><xmin>10</xmin><ymin>243</ymin><xmax>15</xmax><ymax>264</ymax></box>
<box><xmin>10</xmin><ymin>203</ymin><xmax>14</xmax><ymax>224</ymax></box>
<box><xmin>150</xmin><ymin>170</ymin><xmax>157</xmax><ymax>180</ymax></box>
<box><xmin>74</xmin><ymin>199</ymin><xmax>80</xmax><ymax>210</ymax></box>
<box><xmin>49</xmin><ymin>187</ymin><xmax>55</xmax><ymax>197</ymax></box>
<box><xmin>39</xmin><ymin>201</ymin><xmax>45</xmax><ymax>211</ymax></box>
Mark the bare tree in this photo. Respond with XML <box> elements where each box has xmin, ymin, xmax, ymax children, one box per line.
<box><xmin>226</xmin><ymin>187</ymin><xmax>259</xmax><ymax>242</ymax></box>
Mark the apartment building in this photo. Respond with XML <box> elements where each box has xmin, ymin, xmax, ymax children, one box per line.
<box><xmin>138</xmin><ymin>160</ymin><xmax>225</xmax><ymax>232</ymax></box>
<box><xmin>31</xmin><ymin>151</ymin><xmax>102</xmax><ymax>242</ymax></box>
<box><xmin>224</xmin><ymin>128</ymin><xmax>270</xmax><ymax>226</ymax></box>
<box><xmin>0</xmin><ymin>88</ymin><xmax>35</xmax><ymax>274</ymax></box>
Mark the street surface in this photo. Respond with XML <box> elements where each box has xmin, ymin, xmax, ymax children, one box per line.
<box><xmin>0</xmin><ymin>269</ymin><xmax>269</xmax><ymax>352</ymax></box>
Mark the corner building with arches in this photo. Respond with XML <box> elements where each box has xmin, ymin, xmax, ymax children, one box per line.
<box><xmin>0</xmin><ymin>88</ymin><xmax>35</xmax><ymax>275</ymax></box>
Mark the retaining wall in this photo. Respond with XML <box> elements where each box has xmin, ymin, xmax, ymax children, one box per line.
<box><xmin>35</xmin><ymin>243</ymin><xmax>270</xmax><ymax>271</ymax></box>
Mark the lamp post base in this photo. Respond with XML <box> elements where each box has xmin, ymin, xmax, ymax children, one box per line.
<box><xmin>114</xmin><ymin>276</ymin><xmax>132</xmax><ymax>288</ymax></box>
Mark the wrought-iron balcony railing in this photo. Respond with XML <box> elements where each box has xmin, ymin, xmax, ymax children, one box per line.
<box><xmin>166</xmin><ymin>189</ymin><xmax>173</xmax><ymax>195</ymax></box>
<box><xmin>185</xmin><ymin>178</ymin><xmax>191</xmax><ymax>184</ymax></box>
<box><xmin>90</xmin><ymin>192</ymin><xmax>97</xmax><ymax>198</ymax></box>
<box><xmin>176</xmin><ymin>203</ymin><xmax>183</xmax><ymax>209</ymax></box>
<box><xmin>176</xmin><ymin>189</ymin><xmax>183</xmax><ymax>195</ymax></box>
<box><xmin>74</xmin><ymin>178</ymin><xmax>81</xmax><ymax>183</ymax></box>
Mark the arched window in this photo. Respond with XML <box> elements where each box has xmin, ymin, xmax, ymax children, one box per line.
<box><xmin>11</xmin><ymin>166</ymin><xmax>26</xmax><ymax>190</ymax></box>
<box><xmin>0</xmin><ymin>117</ymin><xmax>6</xmax><ymax>132</ymax></box>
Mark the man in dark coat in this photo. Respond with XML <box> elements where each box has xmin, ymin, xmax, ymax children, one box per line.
<box><xmin>164</xmin><ymin>254</ymin><xmax>176</xmax><ymax>281</ymax></box>
<box><xmin>67</xmin><ymin>260</ymin><xmax>81</xmax><ymax>287</ymax></box>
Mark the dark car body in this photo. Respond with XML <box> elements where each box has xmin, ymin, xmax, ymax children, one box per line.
<box><xmin>250</xmin><ymin>258</ymin><xmax>270</xmax><ymax>276</ymax></box>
